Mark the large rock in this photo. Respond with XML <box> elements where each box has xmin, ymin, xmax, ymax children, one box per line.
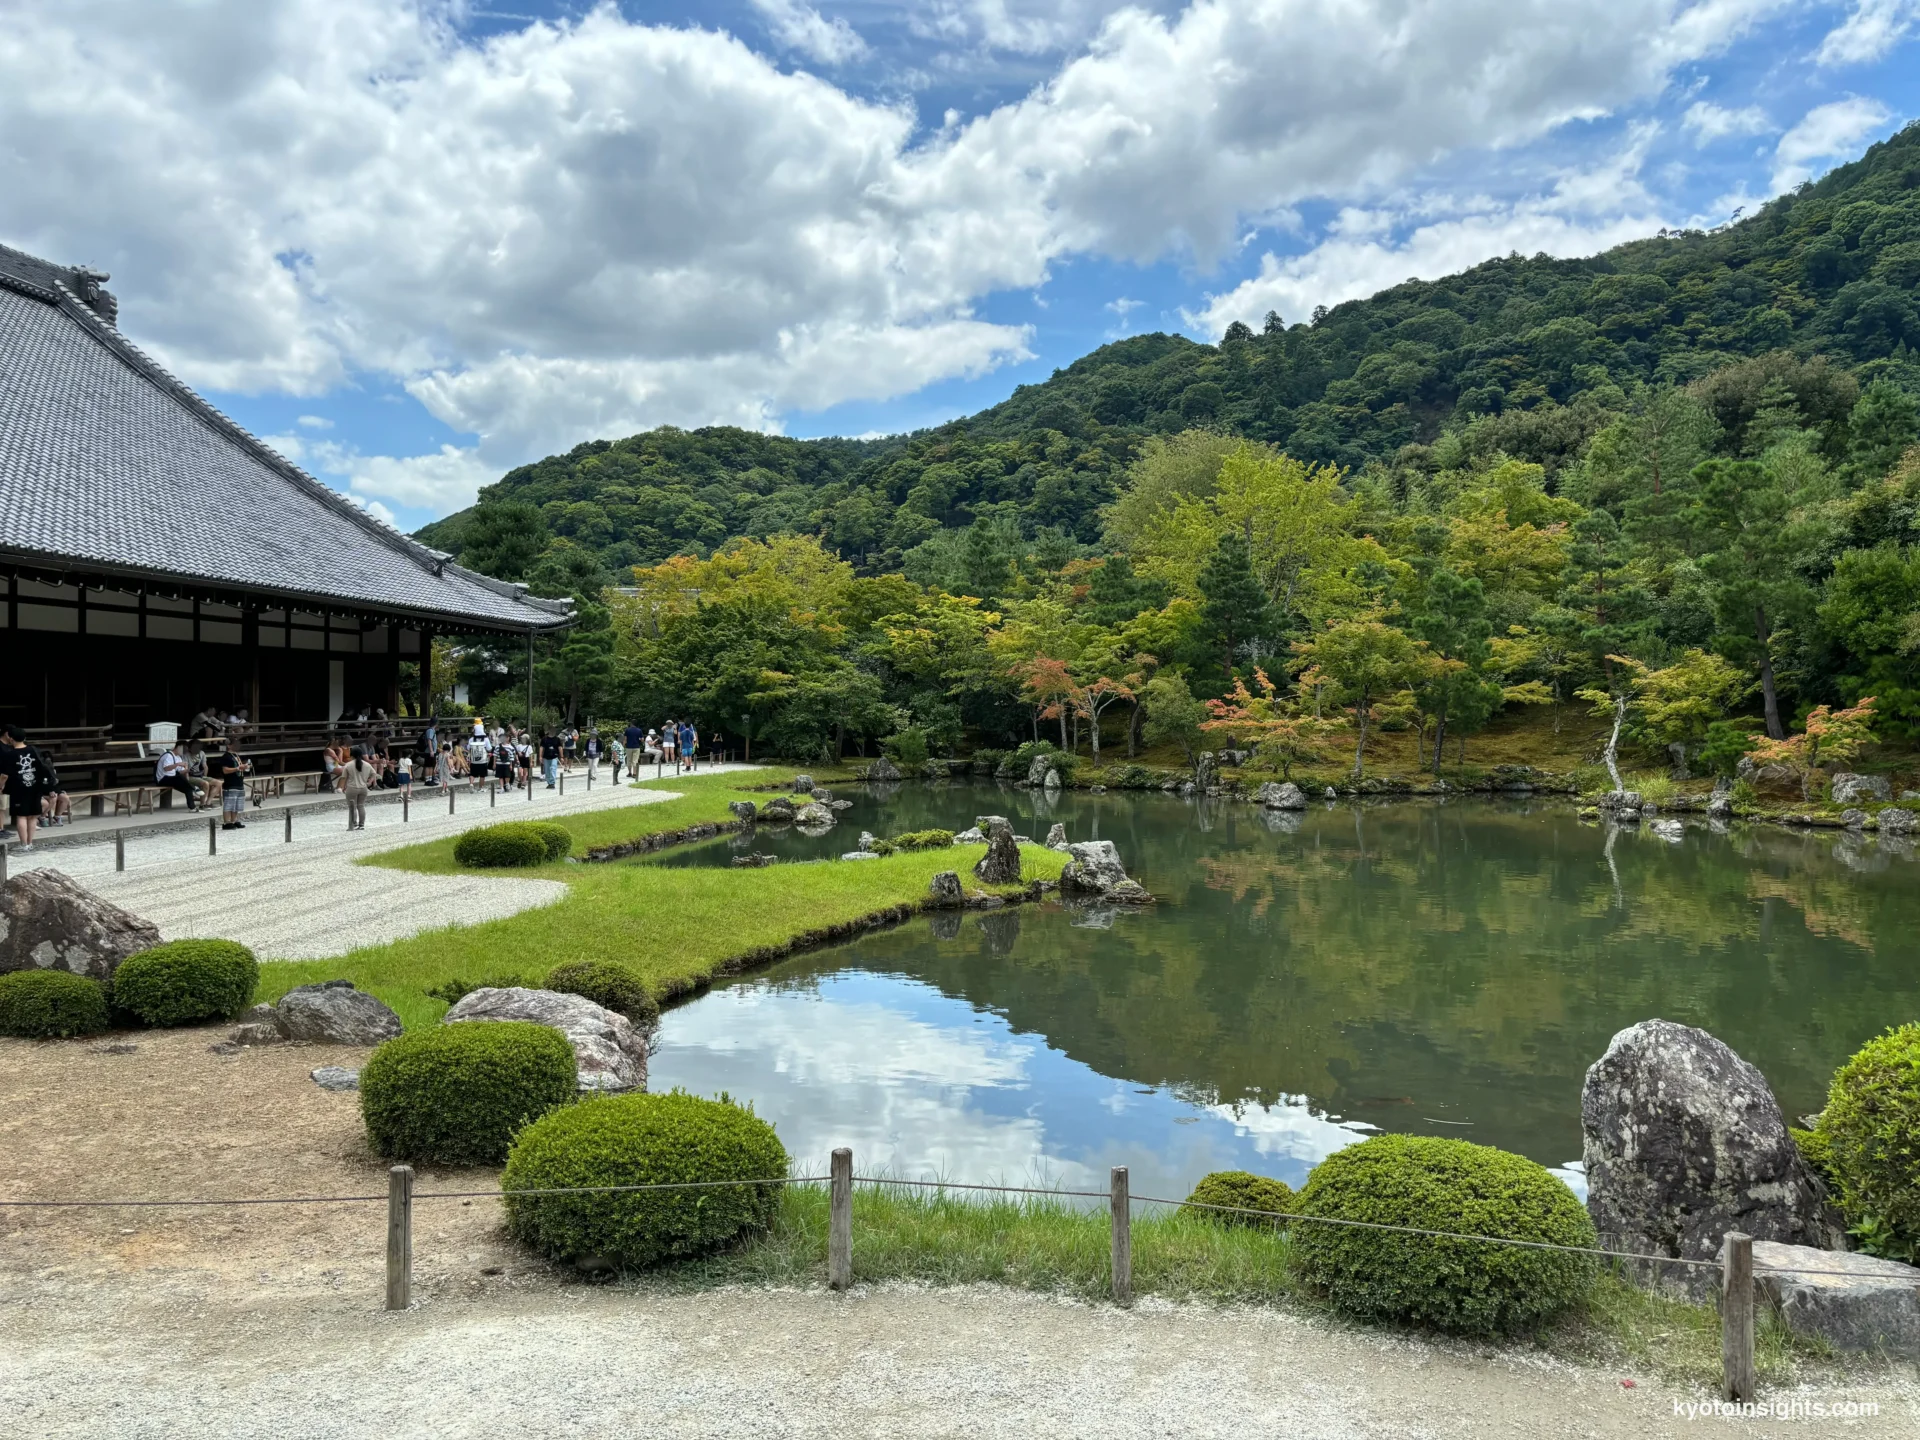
<box><xmin>1254</xmin><ymin>781</ymin><xmax>1308</xmax><ymax>810</ymax></box>
<box><xmin>1059</xmin><ymin>841</ymin><xmax>1154</xmax><ymax>904</ymax></box>
<box><xmin>1752</xmin><ymin>1241</ymin><xmax>1920</xmax><ymax>1354</ymax></box>
<box><xmin>762</xmin><ymin>796</ymin><xmax>797</xmax><ymax>821</ymax></box>
<box><xmin>230</xmin><ymin>1004</ymin><xmax>288</xmax><ymax>1046</ymax></box>
<box><xmin>1878</xmin><ymin>806</ymin><xmax>1916</xmax><ymax>836</ymax></box>
<box><xmin>277</xmin><ymin>980</ymin><xmax>402</xmax><ymax>1045</ymax></box>
<box><xmin>972</xmin><ymin>816</ymin><xmax>1022</xmax><ymax>885</ymax></box>
<box><xmin>1193</xmin><ymin>752</ymin><xmax>1219</xmax><ymax>790</ymax></box>
<box><xmin>928</xmin><ymin>870</ymin><xmax>964</xmax><ymax>908</ymax></box>
<box><xmin>1830</xmin><ymin>772</ymin><xmax>1891</xmax><ymax>805</ymax></box>
<box><xmin>310</xmin><ymin>1066</ymin><xmax>360</xmax><ymax>1092</ymax></box>
<box><xmin>866</xmin><ymin>756</ymin><xmax>902</xmax><ymax>782</ymax></box>
<box><xmin>728</xmin><ymin>800</ymin><xmax>757</xmax><ymax>822</ymax></box>
<box><xmin>953</xmin><ymin>826</ymin><xmax>986</xmax><ymax>844</ymax></box>
<box><xmin>794</xmin><ymin>801</ymin><xmax>835</xmax><ymax>828</ymax></box>
<box><xmin>0</xmin><ymin>868</ymin><xmax>161</xmax><ymax>980</ymax></box>
<box><xmin>444</xmin><ymin>987</ymin><xmax>648</xmax><ymax>1093</ymax></box>
<box><xmin>1581</xmin><ymin>1021</ymin><xmax>1840</xmax><ymax>1276</ymax></box>
<box><xmin>1045</xmin><ymin>823</ymin><xmax>1069</xmax><ymax>851</ymax></box>
<box><xmin>791</xmin><ymin>774</ymin><xmax>814</xmax><ymax>793</ymax></box>
<box><xmin>1025</xmin><ymin>754</ymin><xmax>1056</xmax><ymax>788</ymax></box>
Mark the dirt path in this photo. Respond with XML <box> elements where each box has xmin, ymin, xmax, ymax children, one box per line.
<box><xmin>3</xmin><ymin>1032</ymin><xmax>1914</xmax><ymax>1437</ymax></box>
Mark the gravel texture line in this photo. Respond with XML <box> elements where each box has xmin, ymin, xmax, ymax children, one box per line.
<box><xmin>7</xmin><ymin>765</ymin><xmax>759</xmax><ymax>959</ymax></box>
<box><xmin>2</xmin><ymin>1279</ymin><xmax>1913</xmax><ymax>1439</ymax></box>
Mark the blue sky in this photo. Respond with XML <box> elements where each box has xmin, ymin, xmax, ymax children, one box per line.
<box><xmin>3</xmin><ymin>1</ymin><xmax>1917</xmax><ymax>531</ymax></box>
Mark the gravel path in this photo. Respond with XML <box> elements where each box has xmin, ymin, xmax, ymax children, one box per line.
<box><xmin>1</xmin><ymin>1279</ymin><xmax>1911</xmax><ymax>1439</ymax></box>
<box><xmin>8</xmin><ymin>765</ymin><xmax>758</xmax><ymax>958</ymax></box>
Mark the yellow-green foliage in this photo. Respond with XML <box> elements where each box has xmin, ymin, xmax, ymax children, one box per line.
<box><xmin>111</xmin><ymin>940</ymin><xmax>259</xmax><ymax>1026</ymax></box>
<box><xmin>545</xmin><ymin>960</ymin><xmax>659</xmax><ymax>1027</ymax></box>
<box><xmin>504</xmin><ymin>1092</ymin><xmax>787</xmax><ymax>1268</ymax></box>
<box><xmin>1290</xmin><ymin>1134</ymin><xmax>1597</xmax><ymax>1336</ymax></box>
<box><xmin>361</xmin><ymin>1021</ymin><xmax>577</xmax><ymax>1165</ymax></box>
<box><xmin>1814</xmin><ymin>1023</ymin><xmax>1920</xmax><ymax>1261</ymax></box>
<box><xmin>1183</xmin><ymin>1170</ymin><xmax>1294</xmax><ymax>1229</ymax></box>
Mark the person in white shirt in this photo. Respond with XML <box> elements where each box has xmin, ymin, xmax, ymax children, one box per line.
<box><xmin>155</xmin><ymin>743</ymin><xmax>199</xmax><ymax>809</ymax></box>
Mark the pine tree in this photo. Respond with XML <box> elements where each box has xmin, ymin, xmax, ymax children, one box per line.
<box><xmin>1198</xmin><ymin>530</ymin><xmax>1273</xmax><ymax>689</ymax></box>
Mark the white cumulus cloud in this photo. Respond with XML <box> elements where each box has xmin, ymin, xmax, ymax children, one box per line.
<box><xmin>750</xmin><ymin>0</ymin><xmax>871</xmax><ymax>66</ymax></box>
<box><xmin>1682</xmin><ymin>100</ymin><xmax>1771</xmax><ymax>143</ymax></box>
<box><xmin>0</xmin><ymin>0</ymin><xmax>1806</xmax><ymax>515</ymax></box>
<box><xmin>1815</xmin><ymin>0</ymin><xmax>1920</xmax><ymax>65</ymax></box>
<box><xmin>1772</xmin><ymin>96</ymin><xmax>1897</xmax><ymax>190</ymax></box>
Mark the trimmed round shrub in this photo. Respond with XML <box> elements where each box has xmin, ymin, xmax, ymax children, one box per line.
<box><xmin>1816</xmin><ymin>1023</ymin><xmax>1920</xmax><ymax>1261</ymax></box>
<box><xmin>502</xmin><ymin>1091</ymin><xmax>787</xmax><ymax>1269</ymax></box>
<box><xmin>0</xmin><ymin>970</ymin><xmax>111</xmax><ymax>1038</ymax></box>
<box><xmin>546</xmin><ymin>960</ymin><xmax>660</xmax><ymax>1028</ymax></box>
<box><xmin>111</xmin><ymin>940</ymin><xmax>258</xmax><ymax>1027</ymax></box>
<box><xmin>1290</xmin><ymin>1134</ymin><xmax>1596</xmax><ymax>1336</ymax></box>
<box><xmin>1184</xmin><ymin>1170</ymin><xmax>1294</xmax><ymax>1229</ymax></box>
<box><xmin>361</xmin><ymin>1021</ymin><xmax>577</xmax><ymax>1165</ymax></box>
<box><xmin>453</xmin><ymin>823</ymin><xmax>551</xmax><ymax>868</ymax></box>
<box><xmin>526</xmin><ymin>822</ymin><xmax>572</xmax><ymax>861</ymax></box>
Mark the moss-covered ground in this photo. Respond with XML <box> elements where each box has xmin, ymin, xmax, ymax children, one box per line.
<box><xmin>256</xmin><ymin>771</ymin><xmax>1060</xmax><ymax>1029</ymax></box>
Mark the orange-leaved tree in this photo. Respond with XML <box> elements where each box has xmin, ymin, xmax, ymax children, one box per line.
<box><xmin>1202</xmin><ymin>668</ymin><xmax>1343</xmax><ymax>780</ymax></box>
<box><xmin>1743</xmin><ymin>698</ymin><xmax>1878</xmax><ymax>787</ymax></box>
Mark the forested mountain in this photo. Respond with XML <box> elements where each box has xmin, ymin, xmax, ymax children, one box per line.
<box><xmin>423</xmin><ymin>120</ymin><xmax>1920</xmax><ymax>589</ymax></box>
<box><xmin>430</xmin><ymin>124</ymin><xmax>1920</xmax><ymax>774</ymax></box>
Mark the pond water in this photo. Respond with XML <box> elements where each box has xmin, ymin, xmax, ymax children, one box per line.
<box><xmin>645</xmin><ymin>783</ymin><xmax>1920</xmax><ymax>1204</ymax></box>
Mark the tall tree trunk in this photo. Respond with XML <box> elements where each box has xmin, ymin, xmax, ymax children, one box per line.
<box><xmin>1755</xmin><ymin>605</ymin><xmax>1785</xmax><ymax>740</ymax></box>
<box><xmin>834</xmin><ymin>721</ymin><xmax>844</xmax><ymax>760</ymax></box>
<box><xmin>1128</xmin><ymin>701</ymin><xmax>1143</xmax><ymax>757</ymax></box>
<box><xmin>1602</xmin><ymin>692</ymin><xmax>1626</xmax><ymax>792</ymax></box>
<box><xmin>1090</xmin><ymin>713</ymin><xmax>1101</xmax><ymax>763</ymax></box>
<box><xmin>1058</xmin><ymin>707</ymin><xmax>1069</xmax><ymax>750</ymax></box>
<box><xmin>1351</xmin><ymin>686</ymin><xmax>1369</xmax><ymax>779</ymax></box>
<box><xmin>1431</xmin><ymin>712</ymin><xmax>1448</xmax><ymax>772</ymax></box>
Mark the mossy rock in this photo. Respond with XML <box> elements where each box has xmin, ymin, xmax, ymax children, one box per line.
<box><xmin>0</xmin><ymin>970</ymin><xmax>112</xmax><ymax>1038</ymax></box>
<box><xmin>1290</xmin><ymin>1134</ymin><xmax>1597</xmax><ymax>1336</ymax></box>
<box><xmin>361</xmin><ymin>1021</ymin><xmax>577</xmax><ymax>1165</ymax></box>
<box><xmin>110</xmin><ymin>940</ymin><xmax>259</xmax><ymax>1027</ymax></box>
<box><xmin>503</xmin><ymin>1091</ymin><xmax>787</xmax><ymax>1269</ymax></box>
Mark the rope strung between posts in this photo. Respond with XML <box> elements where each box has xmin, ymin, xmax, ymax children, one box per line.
<box><xmin>0</xmin><ymin>1172</ymin><xmax>1876</xmax><ymax>1279</ymax></box>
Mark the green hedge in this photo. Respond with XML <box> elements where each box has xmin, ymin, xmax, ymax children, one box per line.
<box><xmin>1290</xmin><ymin>1134</ymin><xmax>1596</xmax><ymax>1336</ymax></box>
<box><xmin>546</xmin><ymin>960</ymin><xmax>660</xmax><ymax>1028</ymax></box>
<box><xmin>1183</xmin><ymin>1170</ymin><xmax>1294</xmax><ymax>1229</ymax></box>
<box><xmin>503</xmin><ymin>1091</ymin><xmax>787</xmax><ymax>1269</ymax></box>
<box><xmin>361</xmin><ymin>1021</ymin><xmax>577</xmax><ymax>1165</ymax></box>
<box><xmin>110</xmin><ymin>940</ymin><xmax>259</xmax><ymax>1027</ymax></box>
<box><xmin>453</xmin><ymin>822</ymin><xmax>560</xmax><ymax>868</ymax></box>
<box><xmin>1814</xmin><ymin>1023</ymin><xmax>1920</xmax><ymax>1262</ymax></box>
<box><xmin>0</xmin><ymin>970</ymin><xmax>111</xmax><ymax>1038</ymax></box>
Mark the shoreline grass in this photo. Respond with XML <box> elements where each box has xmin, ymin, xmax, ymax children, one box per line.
<box><xmin>600</xmin><ymin>1183</ymin><xmax>1822</xmax><ymax>1388</ymax></box>
<box><xmin>259</xmin><ymin>772</ymin><xmax>1062</xmax><ymax>1027</ymax></box>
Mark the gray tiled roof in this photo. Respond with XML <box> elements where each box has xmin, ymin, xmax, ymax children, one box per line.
<box><xmin>0</xmin><ymin>244</ymin><xmax>571</xmax><ymax>632</ymax></box>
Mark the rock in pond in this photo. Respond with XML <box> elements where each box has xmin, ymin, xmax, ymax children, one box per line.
<box><xmin>857</xmin><ymin>831</ymin><xmax>879</xmax><ymax>851</ymax></box>
<box><xmin>1254</xmin><ymin>781</ymin><xmax>1308</xmax><ymax>810</ymax></box>
<box><xmin>865</xmin><ymin>756</ymin><xmax>902</xmax><ymax>782</ymax></box>
<box><xmin>972</xmin><ymin>816</ymin><xmax>1022</xmax><ymax>885</ymax></box>
<box><xmin>1752</xmin><ymin>1241</ymin><xmax>1920</xmax><ymax>1354</ymax></box>
<box><xmin>791</xmin><ymin>774</ymin><xmax>814</xmax><ymax>793</ymax></box>
<box><xmin>953</xmin><ymin>826</ymin><xmax>985</xmax><ymax>844</ymax></box>
<box><xmin>0</xmin><ymin>868</ymin><xmax>161</xmax><ymax>980</ymax></box>
<box><xmin>1879</xmin><ymin>807</ymin><xmax>1916</xmax><ymax>835</ymax></box>
<box><xmin>1582</xmin><ymin>1020</ymin><xmax>1840</xmax><ymax>1278</ymax></box>
<box><xmin>1830</xmin><ymin>772</ymin><xmax>1891</xmax><ymax>805</ymax></box>
<box><xmin>1058</xmin><ymin>841</ymin><xmax>1153</xmax><ymax>904</ymax></box>
<box><xmin>730</xmin><ymin>853</ymin><xmax>774</xmax><ymax>868</ymax></box>
<box><xmin>1840</xmin><ymin>808</ymin><xmax>1869</xmax><ymax>830</ymax></box>
<box><xmin>310</xmin><ymin>1066</ymin><xmax>360</xmax><ymax>1092</ymax></box>
<box><xmin>794</xmin><ymin>801</ymin><xmax>835</xmax><ymax>828</ymax></box>
<box><xmin>277</xmin><ymin>980</ymin><xmax>402</xmax><ymax>1045</ymax></box>
<box><xmin>1322</xmin><ymin>786</ymin><xmax>1338</xmax><ymax>801</ymax></box>
<box><xmin>762</xmin><ymin>797</ymin><xmax>796</xmax><ymax>821</ymax></box>
<box><xmin>1648</xmin><ymin>818</ymin><xmax>1684</xmax><ymax>842</ymax></box>
<box><xmin>728</xmin><ymin>800</ymin><xmax>757</xmax><ymax>822</ymax></box>
<box><xmin>928</xmin><ymin>870</ymin><xmax>964</xmax><ymax>908</ymax></box>
<box><xmin>444</xmin><ymin>987</ymin><xmax>647</xmax><ymax>1093</ymax></box>
<box><xmin>1046</xmin><ymin>823</ymin><xmax>1069</xmax><ymax>850</ymax></box>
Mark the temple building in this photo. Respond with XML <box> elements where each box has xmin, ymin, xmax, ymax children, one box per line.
<box><xmin>0</xmin><ymin>242</ymin><xmax>570</xmax><ymax>793</ymax></box>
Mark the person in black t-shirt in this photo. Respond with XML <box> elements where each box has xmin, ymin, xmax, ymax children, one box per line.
<box><xmin>0</xmin><ymin>723</ymin><xmax>50</xmax><ymax>851</ymax></box>
<box><xmin>539</xmin><ymin>731</ymin><xmax>561</xmax><ymax>788</ymax></box>
<box><xmin>213</xmin><ymin>745</ymin><xmax>250</xmax><ymax>830</ymax></box>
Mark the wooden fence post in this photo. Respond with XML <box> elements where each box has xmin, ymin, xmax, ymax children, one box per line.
<box><xmin>559</xmin><ymin>769</ymin><xmax>566</xmax><ymax>796</ymax></box>
<box><xmin>1722</xmin><ymin>1231</ymin><xmax>1754</xmax><ymax>1402</ymax></box>
<box><xmin>449</xmin><ymin>784</ymin><xmax>456</xmax><ymax>816</ymax></box>
<box><xmin>828</xmin><ymin>1147</ymin><xmax>853</xmax><ymax>1290</ymax></box>
<box><xmin>207</xmin><ymin>817</ymin><xmax>217</xmax><ymax>856</ymax></box>
<box><xmin>115</xmin><ymin>830</ymin><xmax>126</xmax><ymax>871</ymax></box>
<box><xmin>490</xmin><ymin>781</ymin><xmax>496</xmax><ymax>808</ymax></box>
<box><xmin>0</xmin><ymin>842</ymin><xmax>7</xmax><ymax>886</ymax></box>
<box><xmin>1110</xmin><ymin>1166</ymin><xmax>1132</xmax><ymax>1307</ymax></box>
<box><xmin>402</xmin><ymin>792</ymin><xmax>409</xmax><ymax>823</ymax></box>
<box><xmin>284</xmin><ymin>807</ymin><xmax>293</xmax><ymax>843</ymax></box>
<box><xmin>387</xmin><ymin>1164</ymin><xmax>414</xmax><ymax>1311</ymax></box>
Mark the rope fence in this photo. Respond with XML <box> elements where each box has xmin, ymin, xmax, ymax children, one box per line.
<box><xmin>9</xmin><ymin>1150</ymin><xmax>1857</xmax><ymax>1402</ymax></box>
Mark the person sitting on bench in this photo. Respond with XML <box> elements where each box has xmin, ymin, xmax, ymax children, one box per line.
<box><xmin>155</xmin><ymin>742</ymin><xmax>199</xmax><ymax>809</ymax></box>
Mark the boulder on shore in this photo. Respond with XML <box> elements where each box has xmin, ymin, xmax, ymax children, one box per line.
<box><xmin>794</xmin><ymin>801</ymin><xmax>835</xmax><ymax>828</ymax></box>
<box><xmin>1254</xmin><ymin>781</ymin><xmax>1308</xmax><ymax>810</ymax></box>
<box><xmin>762</xmin><ymin>797</ymin><xmax>796</xmax><ymax>821</ymax></box>
<box><xmin>1878</xmin><ymin>806</ymin><xmax>1916</xmax><ymax>835</ymax></box>
<box><xmin>728</xmin><ymin>800</ymin><xmax>757</xmax><ymax>822</ymax></box>
<box><xmin>0</xmin><ymin>868</ymin><xmax>161</xmax><ymax>980</ymax></box>
<box><xmin>444</xmin><ymin>986</ymin><xmax>648</xmax><ymax>1092</ymax></box>
<box><xmin>1581</xmin><ymin>1020</ymin><xmax>1840</xmax><ymax>1280</ymax></box>
<box><xmin>1046</xmin><ymin>823</ymin><xmax>1069</xmax><ymax>851</ymax></box>
<box><xmin>866</xmin><ymin>756</ymin><xmax>902</xmax><ymax>782</ymax></box>
<box><xmin>927</xmin><ymin>871</ymin><xmax>964</xmax><ymax>908</ymax></box>
<box><xmin>276</xmin><ymin>980</ymin><xmax>403</xmax><ymax>1045</ymax></box>
<box><xmin>1025</xmin><ymin>754</ymin><xmax>1056</xmax><ymax>789</ymax></box>
<box><xmin>953</xmin><ymin>826</ymin><xmax>986</xmax><ymax>844</ymax></box>
<box><xmin>1057</xmin><ymin>840</ymin><xmax>1153</xmax><ymax>904</ymax></box>
<box><xmin>1830</xmin><ymin>772</ymin><xmax>1891</xmax><ymax>805</ymax></box>
<box><xmin>1752</xmin><ymin>1241</ymin><xmax>1920</xmax><ymax>1353</ymax></box>
<box><xmin>791</xmin><ymin>774</ymin><xmax>814</xmax><ymax>793</ymax></box>
<box><xmin>972</xmin><ymin>816</ymin><xmax>1022</xmax><ymax>885</ymax></box>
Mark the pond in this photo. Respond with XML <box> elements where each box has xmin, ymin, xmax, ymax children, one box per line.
<box><xmin>644</xmin><ymin>782</ymin><xmax>1920</xmax><ymax>1205</ymax></box>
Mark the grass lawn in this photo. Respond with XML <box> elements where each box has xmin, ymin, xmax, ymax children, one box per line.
<box><xmin>257</xmin><ymin>772</ymin><xmax>1062</xmax><ymax>1028</ymax></box>
<box><xmin>628</xmin><ymin>1183</ymin><xmax>1816</xmax><ymax>1388</ymax></box>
